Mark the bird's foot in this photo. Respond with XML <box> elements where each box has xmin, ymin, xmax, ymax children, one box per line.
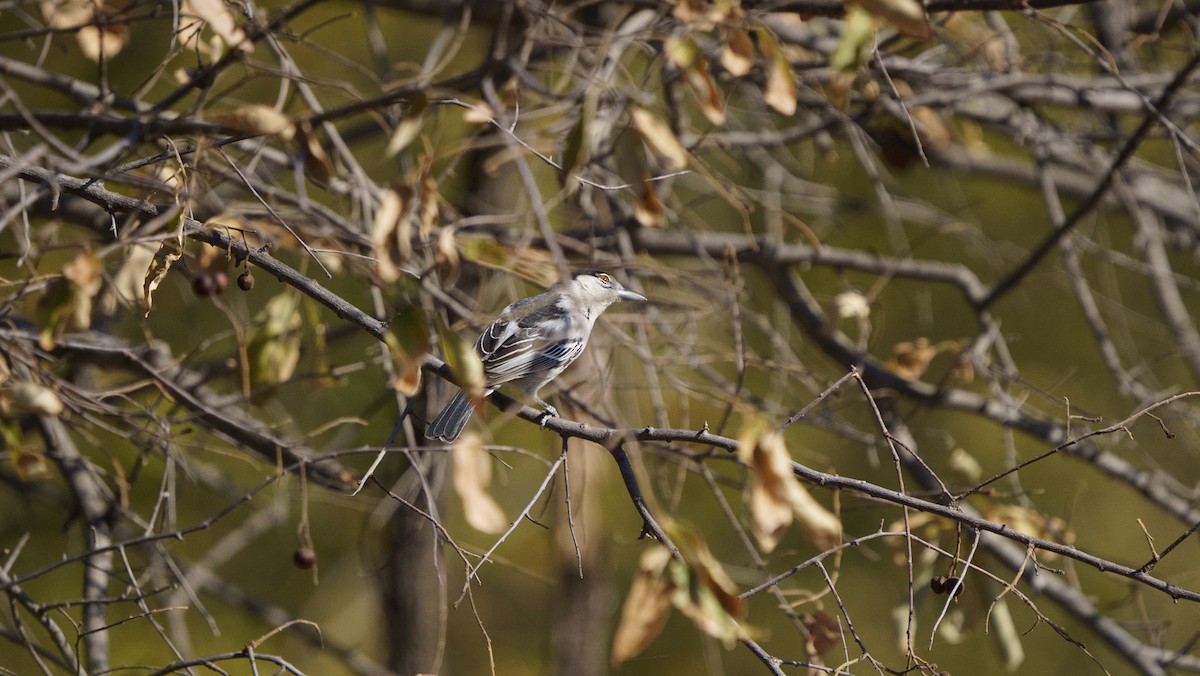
<box><xmin>536</xmin><ymin>400</ymin><xmax>559</xmax><ymax>428</ymax></box>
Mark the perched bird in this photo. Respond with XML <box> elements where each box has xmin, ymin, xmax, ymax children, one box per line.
<box><xmin>426</xmin><ymin>271</ymin><xmax>646</xmax><ymax>442</ymax></box>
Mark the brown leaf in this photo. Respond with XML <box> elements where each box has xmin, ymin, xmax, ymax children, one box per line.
<box><xmin>210</xmin><ymin>105</ymin><xmax>293</xmax><ymax>140</ymax></box>
<box><xmin>42</xmin><ymin>0</ymin><xmax>132</xmax><ymax>61</ymax></box>
<box><xmin>738</xmin><ymin>421</ymin><xmax>842</xmax><ymax>551</ymax></box>
<box><xmin>631</xmin><ymin>107</ymin><xmax>688</xmax><ymax>171</ymax></box>
<box><xmin>370</xmin><ymin>185</ymin><xmax>415</xmax><ymax>285</ymax></box>
<box><xmin>757</xmin><ymin>28</ymin><xmax>798</xmax><ymax>116</ymax></box>
<box><xmin>76</xmin><ymin>23</ymin><xmax>129</xmax><ymax>61</ymax></box>
<box><xmin>417</xmin><ymin>161</ymin><xmax>440</xmax><ymax>238</ymax></box>
<box><xmin>666</xmin><ymin>36</ymin><xmax>726</xmax><ymax>126</ymax></box>
<box><xmin>611</xmin><ymin>547</ymin><xmax>674</xmax><ymax>665</ymax></box>
<box><xmin>386</xmin><ymin>93</ymin><xmax>428</xmax><ymax>157</ymax></box>
<box><xmin>884</xmin><ymin>338</ymin><xmax>938</xmax><ymax>380</ymax></box>
<box><xmin>295</xmin><ymin>122</ymin><xmax>332</xmax><ymax>184</ymax></box>
<box><xmin>452</xmin><ymin>433</ymin><xmax>508</xmax><ymax>533</ymax></box>
<box><xmin>6</xmin><ymin>382</ymin><xmax>65</xmax><ymax>417</ymax></box>
<box><xmin>664</xmin><ymin>525</ymin><xmax>751</xmax><ymax>648</ymax></box>
<box><xmin>849</xmin><ymin>0</ymin><xmax>932</xmax><ymax>40</ymax></box>
<box><xmin>143</xmin><ymin>238</ymin><xmax>183</xmax><ymax>316</ymax></box>
<box><xmin>386</xmin><ymin>303</ymin><xmax>431</xmax><ymax>397</ymax></box>
<box><xmin>183</xmin><ymin>0</ymin><xmax>253</xmax><ymax>52</ymax></box>
<box><xmin>805</xmin><ymin>611</ymin><xmax>843</xmax><ymax>658</ymax></box>
<box><xmin>635</xmin><ymin>175</ymin><xmax>666</xmax><ymax>228</ymax></box>
<box><xmin>720</xmin><ymin>26</ymin><xmax>754</xmax><ymax>77</ymax></box>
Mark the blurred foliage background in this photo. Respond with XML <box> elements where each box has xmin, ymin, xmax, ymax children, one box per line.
<box><xmin>3</xmin><ymin>0</ymin><xmax>1200</xmax><ymax>674</ymax></box>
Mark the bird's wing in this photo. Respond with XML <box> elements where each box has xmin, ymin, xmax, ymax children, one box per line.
<box><xmin>476</xmin><ymin>312</ymin><xmax>583</xmax><ymax>387</ymax></box>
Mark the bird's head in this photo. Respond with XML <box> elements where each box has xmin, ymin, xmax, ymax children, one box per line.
<box><xmin>568</xmin><ymin>271</ymin><xmax>647</xmax><ymax>308</ymax></box>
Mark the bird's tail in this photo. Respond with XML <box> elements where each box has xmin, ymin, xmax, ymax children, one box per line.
<box><xmin>426</xmin><ymin>389</ymin><xmax>474</xmax><ymax>442</ymax></box>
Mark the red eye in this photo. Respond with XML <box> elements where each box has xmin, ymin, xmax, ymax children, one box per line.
<box><xmin>599</xmin><ymin>274</ymin><xmax>610</xmax><ymax>284</ymax></box>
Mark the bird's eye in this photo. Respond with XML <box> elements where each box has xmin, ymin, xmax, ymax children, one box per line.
<box><xmin>598</xmin><ymin>273</ymin><xmax>610</xmax><ymax>285</ymax></box>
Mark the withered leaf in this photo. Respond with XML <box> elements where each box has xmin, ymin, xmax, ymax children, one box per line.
<box><xmin>452</xmin><ymin>433</ymin><xmax>507</xmax><ymax>533</ymax></box>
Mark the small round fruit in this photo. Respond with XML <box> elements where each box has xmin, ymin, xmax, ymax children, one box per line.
<box><xmin>237</xmin><ymin>270</ymin><xmax>255</xmax><ymax>291</ymax></box>
<box><xmin>293</xmin><ymin>547</ymin><xmax>317</xmax><ymax>569</ymax></box>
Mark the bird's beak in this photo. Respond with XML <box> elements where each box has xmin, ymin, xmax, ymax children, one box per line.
<box><xmin>618</xmin><ymin>289</ymin><xmax>647</xmax><ymax>302</ymax></box>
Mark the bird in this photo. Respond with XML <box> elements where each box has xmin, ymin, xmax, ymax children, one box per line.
<box><xmin>426</xmin><ymin>271</ymin><xmax>646</xmax><ymax>442</ymax></box>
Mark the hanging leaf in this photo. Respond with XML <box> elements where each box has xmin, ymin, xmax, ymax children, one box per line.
<box><xmin>451</xmin><ymin>433</ymin><xmax>508</xmax><ymax>533</ymax></box>
<box><xmin>182</xmin><ymin>0</ymin><xmax>253</xmax><ymax>52</ymax></box>
<box><xmin>631</xmin><ymin>107</ymin><xmax>688</xmax><ymax>171</ymax></box>
<box><xmin>247</xmin><ymin>293</ymin><xmax>303</xmax><ymax>388</ymax></box>
<box><xmin>849</xmin><ymin>0</ymin><xmax>932</xmax><ymax>40</ymax></box>
<box><xmin>666</xmin><ymin>36</ymin><xmax>726</xmax><ymax>126</ymax></box>
<box><xmin>42</xmin><ymin>0</ymin><xmax>132</xmax><ymax>61</ymax></box>
<box><xmin>295</xmin><ymin>121</ymin><xmax>333</xmax><ymax>184</ymax></box>
<box><xmin>611</xmin><ymin>547</ymin><xmax>674</xmax><ymax>665</ymax></box>
<box><xmin>210</xmin><ymin>104</ymin><xmax>294</xmax><ymax>140</ymax></box>
<box><xmin>441</xmin><ymin>328</ymin><xmax>485</xmax><ymax>410</ymax></box>
<box><xmin>370</xmin><ymin>184</ymin><xmax>415</xmax><ymax>285</ymax></box>
<box><xmin>737</xmin><ymin>420</ymin><xmax>842</xmax><ymax>551</ymax></box>
<box><xmin>386</xmin><ymin>93</ymin><xmax>429</xmax><ymax>157</ymax></box>
<box><xmin>883</xmin><ymin>338</ymin><xmax>938</xmax><ymax>380</ymax></box>
<box><xmin>830</xmin><ymin>7</ymin><xmax>875</xmax><ymax>73</ymax></box>
<box><xmin>385</xmin><ymin>302</ymin><xmax>431</xmax><ymax>397</ymax></box>
<box><xmin>635</xmin><ymin>174</ymin><xmax>666</xmax><ymax>228</ymax></box>
<box><xmin>720</xmin><ymin>26</ymin><xmax>754</xmax><ymax>77</ymax></box>
<box><xmin>4</xmin><ymin>382</ymin><xmax>65</xmax><ymax>417</ymax></box>
<box><xmin>143</xmin><ymin>238</ymin><xmax>183</xmax><ymax>317</ymax></box>
<box><xmin>756</xmin><ymin>27</ymin><xmax>798</xmax><ymax>116</ymax></box>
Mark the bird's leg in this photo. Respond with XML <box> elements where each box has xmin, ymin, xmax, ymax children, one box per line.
<box><xmin>534</xmin><ymin>397</ymin><xmax>559</xmax><ymax>427</ymax></box>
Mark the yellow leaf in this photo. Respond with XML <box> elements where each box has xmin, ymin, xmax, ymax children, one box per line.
<box><xmin>611</xmin><ymin>547</ymin><xmax>674</xmax><ymax>665</ymax></box>
<box><xmin>248</xmin><ymin>294</ymin><xmax>302</xmax><ymax>387</ymax></box>
<box><xmin>210</xmin><ymin>104</ymin><xmax>293</xmax><ymax>140</ymax></box>
<box><xmin>630</xmin><ymin>107</ymin><xmax>688</xmax><ymax>171</ymax></box>
<box><xmin>441</xmin><ymin>328</ymin><xmax>485</xmax><ymax>408</ymax></box>
<box><xmin>452</xmin><ymin>433</ymin><xmax>507</xmax><ymax>533</ymax></box>
<box><xmin>830</xmin><ymin>7</ymin><xmax>875</xmax><ymax>73</ymax></box>
<box><xmin>143</xmin><ymin>238</ymin><xmax>183</xmax><ymax>317</ymax></box>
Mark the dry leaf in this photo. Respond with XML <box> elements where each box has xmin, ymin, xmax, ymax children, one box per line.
<box><xmin>461</xmin><ymin>101</ymin><xmax>494</xmax><ymax>124</ymax></box>
<box><xmin>635</xmin><ymin>175</ymin><xmax>666</xmax><ymax>227</ymax></box>
<box><xmin>386</xmin><ymin>303</ymin><xmax>431</xmax><ymax>397</ymax></box>
<box><xmin>720</xmin><ymin>26</ymin><xmax>754</xmax><ymax>77</ymax></box>
<box><xmin>833</xmin><ymin>290</ymin><xmax>870</xmax><ymax>320</ymax></box>
<box><xmin>5</xmin><ymin>382</ymin><xmax>65</xmax><ymax>417</ymax></box>
<box><xmin>666</xmin><ymin>525</ymin><xmax>751</xmax><ymax>648</ymax></box>
<box><xmin>386</xmin><ymin>94</ymin><xmax>428</xmax><ymax>157</ymax></box>
<box><xmin>756</xmin><ymin>28</ymin><xmax>798</xmax><ymax>116</ymax></box>
<box><xmin>184</xmin><ymin>0</ymin><xmax>252</xmax><ymax>52</ymax></box>
<box><xmin>631</xmin><ymin>107</ymin><xmax>688</xmax><ymax>171</ymax></box>
<box><xmin>42</xmin><ymin>0</ymin><xmax>132</xmax><ymax>61</ymax></box>
<box><xmin>441</xmin><ymin>328</ymin><xmax>485</xmax><ymax>408</ymax></box>
<box><xmin>738</xmin><ymin>421</ymin><xmax>841</xmax><ymax>551</ymax></box>
<box><xmin>452</xmin><ymin>433</ymin><xmax>507</xmax><ymax>533</ymax></box>
<box><xmin>611</xmin><ymin>547</ymin><xmax>674</xmax><ymax>665</ymax></box>
<box><xmin>370</xmin><ymin>185</ymin><xmax>415</xmax><ymax>284</ymax></box>
<box><xmin>143</xmin><ymin>238</ymin><xmax>183</xmax><ymax>316</ymax></box>
<box><xmin>884</xmin><ymin>338</ymin><xmax>937</xmax><ymax>380</ymax></box>
<box><xmin>849</xmin><ymin>0</ymin><xmax>932</xmax><ymax>39</ymax></box>
<box><xmin>210</xmin><ymin>104</ymin><xmax>294</xmax><ymax>140</ymax></box>
<box><xmin>804</xmin><ymin>611</ymin><xmax>843</xmax><ymax>658</ymax></box>
<box><xmin>666</xmin><ymin>36</ymin><xmax>725</xmax><ymax>126</ymax></box>
<box><xmin>295</xmin><ymin>121</ymin><xmax>332</xmax><ymax>184</ymax></box>
<box><xmin>247</xmin><ymin>294</ymin><xmax>302</xmax><ymax>387</ymax></box>
<box><xmin>434</xmin><ymin>227</ymin><xmax>460</xmax><ymax>278</ymax></box>
<box><xmin>417</xmin><ymin>162</ymin><xmax>440</xmax><ymax>237</ymax></box>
